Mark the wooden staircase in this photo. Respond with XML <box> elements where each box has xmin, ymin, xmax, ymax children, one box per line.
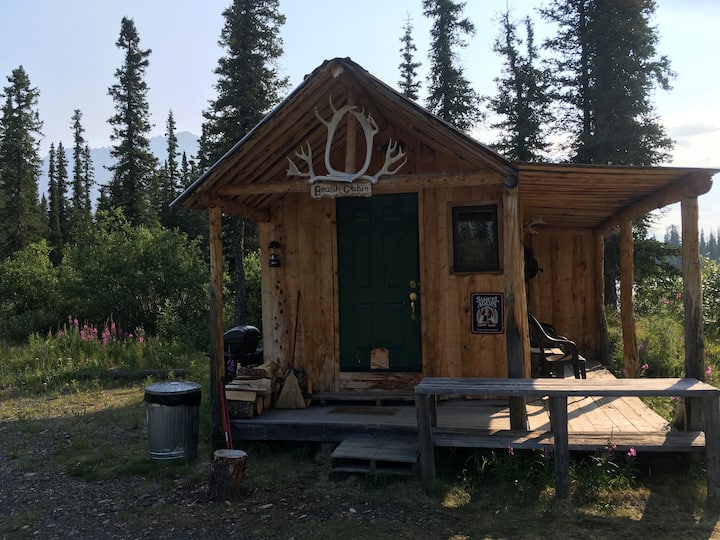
<box><xmin>330</xmin><ymin>435</ymin><xmax>419</xmax><ymax>476</ymax></box>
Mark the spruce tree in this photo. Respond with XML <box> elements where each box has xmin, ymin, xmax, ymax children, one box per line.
<box><xmin>55</xmin><ymin>141</ymin><xmax>69</xmax><ymax>244</ymax></box>
<box><xmin>200</xmin><ymin>0</ymin><xmax>288</xmax><ymax>326</ymax></box>
<box><xmin>489</xmin><ymin>13</ymin><xmax>551</xmax><ymax>161</ymax></box>
<box><xmin>157</xmin><ymin>110</ymin><xmax>180</xmax><ymax>228</ymax></box>
<box><xmin>542</xmin><ymin>0</ymin><xmax>673</xmax><ymax>165</ymax></box>
<box><xmin>398</xmin><ymin>16</ymin><xmax>422</xmax><ymax>101</ymax></box>
<box><xmin>70</xmin><ymin>109</ymin><xmax>94</xmax><ymax>237</ymax></box>
<box><xmin>0</xmin><ymin>66</ymin><xmax>45</xmax><ymax>259</ymax></box>
<box><xmin>47</xmin><ymin>143</ymin><xmax>63</xmax><ymax>264</ymax></box>
<box><xmin>543</xmin><ymin>0</ymin><xmax>675</xmax><ymax>310</ymax></box>
<box><xmin>105</xmin><ymin>17</ymin><xmax>158</xmax><ymax>226</ymax></box>
<box><xmin>422</xmin><ymin>0</ymin><xmax>481</xmax><ymax>132</ymax></box>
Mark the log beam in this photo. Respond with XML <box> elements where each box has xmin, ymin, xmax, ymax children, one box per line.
<box><xmin>216</xmin><ymin>170</ymin><xmax>508</xmax><ymax>197</ymax></box>
<box><xmin>195</xmin><ymin>193</ymin><xmax>271</xmax><ymax>222</ymax></box>
<box><xmin>596</xmin><ymin>172</ymin><xmax>713</xmax><ymax>236</ymax></box>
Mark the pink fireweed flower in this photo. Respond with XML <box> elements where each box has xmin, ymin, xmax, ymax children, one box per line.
<box><xmin>641</xmin><ymin>363</ymin><xmax>649</xmax><ymax>371</ymax></box>
<box><xmin>662</xmin><ymin>297</ymin><xmax>670</xmax><ymax>305</ymax></box>
<box><xmin>73</xmin><ymin>319</ymin><xmax>79</xmax><ymax>328</ymax></box>
<box><xmin>137</xmin><ymin>336</ymin><xmax>144</xmax><ymax>344</ymax></box>
<box><xmin>627</xmin><ymin>447</ymin><xmax>637</xmax><ymax>458</ymax></box>
<box><xmin>676</xmin><ymin>292</ymin><xmax>682</xmax><ymax>300</ymax></box>
<box><xmin>507</xmin><ymin>445</ymin><xmax>514</xmax><ymax>456</ymax></box>
<box><xmin>706</xmin><ymin>364</ymin><xmax>713</xmax><ymax>377</ymax></box>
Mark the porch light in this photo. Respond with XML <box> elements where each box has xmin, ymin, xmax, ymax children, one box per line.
<box><xmin>268</xmin><ymin>241</ymin><xmax>281</xmax><ymax>268</ymax></box>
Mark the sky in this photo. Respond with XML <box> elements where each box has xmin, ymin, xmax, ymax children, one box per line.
<box><xmin>1</xmin><ymin>0</ymin><xmax>718</xmax><ymax>236</ymax></box>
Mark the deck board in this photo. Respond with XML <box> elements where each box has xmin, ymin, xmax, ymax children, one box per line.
<box><xmin>229</xmin><ymin>361</ymin><xmax>695</xmax><ymax>452</ymax></box>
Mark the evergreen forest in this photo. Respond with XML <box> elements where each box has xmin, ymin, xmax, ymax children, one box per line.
<box><xmin>1</xmin><ymin>0</ymin><xmax>718</xmax><ymax>380</ymax></box>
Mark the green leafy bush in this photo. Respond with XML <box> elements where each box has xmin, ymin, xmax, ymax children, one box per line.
<box><xmin>59</xmin><ymin>210</ymin><xmax>209</xmax><ymax>347</ymax></box>
<box><xmin>0</xmin><ymin>240</ymin><xmax>61</xmax><ymax>341</ymax></box>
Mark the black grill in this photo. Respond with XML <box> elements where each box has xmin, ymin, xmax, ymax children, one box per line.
<box><xmin>224</xmin><ymin>325</ymin><xmax>262</xmax><ymax>367</ymax></box>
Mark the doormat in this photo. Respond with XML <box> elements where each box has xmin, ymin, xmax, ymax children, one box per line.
<box><xmin>329</xmin><ymin>406</ymin><xmax>399</xmax><ymax>416</ymax></box>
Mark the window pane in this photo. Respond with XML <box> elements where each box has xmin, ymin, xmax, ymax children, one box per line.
<box><xmin>452</xmin><ymin>205</ymin><xmax>499</xmax><ymax>272</ymax></box>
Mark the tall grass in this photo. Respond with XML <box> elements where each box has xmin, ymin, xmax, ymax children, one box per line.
<box><xmin>0</xmin><ymin>317</ymin><xmax>205</xmax><ymax>394</ymax></box>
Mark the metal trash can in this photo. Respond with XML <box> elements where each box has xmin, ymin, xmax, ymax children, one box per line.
<box><xmin>144</xmin><ymin>381</ymin><xmax>202</xmax><ymax>461</ymax></box>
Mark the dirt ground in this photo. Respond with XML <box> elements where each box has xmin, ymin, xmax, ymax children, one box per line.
<box><xmin>3</xmin><ymin>386</ymin><xmax>720</xmax><ymax>539</ymax></box>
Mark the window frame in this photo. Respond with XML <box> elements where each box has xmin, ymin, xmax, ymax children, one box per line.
<box><xmin>450</xmin><ymin>203</ymin><xmax>500</xmax><ymax>273</ymax></box>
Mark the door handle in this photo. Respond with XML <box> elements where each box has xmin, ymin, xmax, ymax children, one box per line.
<box><xmin>409</xmin><ymin>292</ymin><xmax>418</xmax><ymax>319</ymax></box>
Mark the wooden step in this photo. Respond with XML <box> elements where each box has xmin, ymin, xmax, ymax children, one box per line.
<box><xmin>331</xmin><ymin>436</ymin><xmax>419</xmax><ymax>476</ymax></box>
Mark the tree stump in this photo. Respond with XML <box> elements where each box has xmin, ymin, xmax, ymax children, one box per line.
<box><xmin>209</xmin><ymin>449</ymin><xmax>248</xmax><ymax>502</ymax></box>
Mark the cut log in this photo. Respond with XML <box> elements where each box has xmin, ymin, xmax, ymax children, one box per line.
<box><xmin>209</xmin><ymin>449</ymin><xmax>248</xmax><ymax>502</ymax></box>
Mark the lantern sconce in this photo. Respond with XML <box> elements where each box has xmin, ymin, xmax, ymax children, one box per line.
<box><xmin>268</xmin><ymin>241</ymin><xmax>281</xmax><ymax>268</ymax></box>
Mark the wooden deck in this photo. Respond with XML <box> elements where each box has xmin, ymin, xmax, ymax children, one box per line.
<box><xmin>229</xmin><ymin>361</ymin><xmax>704</xmax><ymax>453</ymax></box>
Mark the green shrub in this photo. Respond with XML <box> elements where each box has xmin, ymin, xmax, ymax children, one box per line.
<box><xmin>59</xmin><ymin>210</ymin><xmax>209</xmax><ymax>347</ymax></box>
<box><xmin>0</xmin><ymin>240</ymin><xmax>60</xmax><ymax>341</ymax></box>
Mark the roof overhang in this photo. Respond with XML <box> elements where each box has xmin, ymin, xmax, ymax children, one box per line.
<box><xmin>172</xmin><ymin>58</ymin><xmax>718</xmax><ymax>233</ymax></box>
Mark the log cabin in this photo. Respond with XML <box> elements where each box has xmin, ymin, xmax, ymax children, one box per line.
<box><xmin>172</xmin><ymin>58</ymin><xmax>717</xmax><ymax>419</ymax></box>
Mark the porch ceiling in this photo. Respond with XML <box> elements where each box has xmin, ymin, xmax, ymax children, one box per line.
<box><xmin>516</xmin><ymin>163</ymin><xmax>717</xmax><ymax>234</ymax></box>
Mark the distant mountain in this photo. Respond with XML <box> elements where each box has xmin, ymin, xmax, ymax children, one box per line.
<box><xmin>39</xmin><ymin>131</ymin><xmax>200</xmax><ymax>205</ymax></box>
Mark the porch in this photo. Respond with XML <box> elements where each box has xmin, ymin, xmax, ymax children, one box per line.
<box><xmin>228</xmin><ymin>360</ymin><xmax>704</xmax><ymax>454</ymax></box>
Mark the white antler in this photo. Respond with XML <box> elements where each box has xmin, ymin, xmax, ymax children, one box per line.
<box><xmin>523</xmin><ymin>217</ymin><xmax>546</xmax><ymax>235</ymax></box>
<box><xmin>314</xmin><ymin>97</ymin><xmax>379</xmax><ymax>182</ymax></box>
<box><xmin>370</xmin><ymin>140</ymin><xmax>407</xmax><ymax>183</ymax></box>
<box><xmin>286</xmin><ymin>96</ymin><xmax>407</xmax><ymax>183</ymax></box>
<box><xmin>286</xmin><ymin>141</ymin><xmax>314</xmax><ymax>178</ymax></box>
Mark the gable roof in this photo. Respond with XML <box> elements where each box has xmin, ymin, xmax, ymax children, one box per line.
<box><xmin>173</xmin><ymin>57</ymin><xmax>717</xmax><ymax>232</ymax></box>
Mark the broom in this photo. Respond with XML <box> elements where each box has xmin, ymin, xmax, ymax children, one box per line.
<box><xmin>275</xmin><ymin>290</ymin><xmax>306</xmax><ymax>409</ymax></box>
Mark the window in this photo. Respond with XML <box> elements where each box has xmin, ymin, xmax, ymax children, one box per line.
<box><xmin>452</xmin><ymin>204</ymin><xmax>499</xmax><ymax>272</ymax></box>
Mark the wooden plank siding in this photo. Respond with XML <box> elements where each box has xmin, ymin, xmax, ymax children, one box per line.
<box><xmin>526</xmin><ymin>228</ymin><xmax>599</xmax><ymax>360</ymax></box>
<box><xmin>260</xmin><ymin>182</ymin><xmax>513</xmax><ymax>393</ymax></box>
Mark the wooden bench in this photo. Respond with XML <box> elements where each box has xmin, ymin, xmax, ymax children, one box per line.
<box><xmin>415</xmin><ymin>377</ymin><xmax>720</xmax><ymax>502</ymax></box>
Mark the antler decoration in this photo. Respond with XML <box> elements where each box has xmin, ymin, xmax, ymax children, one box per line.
<box><xmin>286</xmin><ymin>96</ymin><xmax>406</xmax><ymax>184</ymax></box>
<box><xmin>286</xmin><ymin>142</ymin><xmax>314</xmax><ymax>178</ymax></box>
<box><xmin>523</xmin><ymin>217</ymin><xmax>546</xmax><ymax>235</ymax></box>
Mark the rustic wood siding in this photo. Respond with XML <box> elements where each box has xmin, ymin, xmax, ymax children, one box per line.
<box><xmin>525</xmin><ymin>228</ymin><xmax>599</xmax><ymax>358</ymax></box>
<box><xmin>260</xmin><ymin>193</ymin><xmax>338</xmax><ymax>393</ymax></box>
<box><xmin>419</xmin><ymin>185</ymin><xmax>507</xmax><ymax>379</ymax></box>
<box><xmin>260</xmin><ymin>182</ymin><xmax>511</xmax><ymax>392</ymax></box>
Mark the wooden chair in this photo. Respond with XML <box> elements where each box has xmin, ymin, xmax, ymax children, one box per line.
<box><xmin>528</xmin><ymin>313</ymin><xmax>586</xmax><ymax>379</ymax></box>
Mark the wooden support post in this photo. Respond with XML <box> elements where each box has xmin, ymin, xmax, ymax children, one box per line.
<box><xmin>594</xmin><ymin>232</ymin><xmax>610</xmax><ymax>366</ymax></box>
<box><xmin>503</xmin><ymin>187</ymin><xmax>529</xmax><ymax>430</ymax></box>
<box><xmin>619</xmin><ymin>220</ymin><xmax>639</xmax><ymax>378</ymax></box>
<box><xmin>209</xmin><ymin>207</ymin><xmax>225</xmax><ymax>450</ymax></box>
<box><xmin>549</xmin><ymin>396</ymin><xmax>570</xmax><ymax>498</ymax></box>
<box><xmin>703</xmin><ymin>395</ymin><xmax>720</xmax><ymax>506</ymax></box>
<box><xmin>682</xmin><ymin>197</ymin><xmax>705</xmax><ymax>430</ymax></box>
<box><xmin>209</xmin><ymin>449</ymin><xmax>248</xmax><ymax>502</ymax></box>
<box><xmin>416</xmin><ymin>393</ymin><xmax>436</xmax><ymax>485</ymax></box>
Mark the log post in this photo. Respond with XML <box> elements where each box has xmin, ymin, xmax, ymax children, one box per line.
<box><xmin>209</xmin><ymin>207</ymin><xmax>225</xmax><ymax>450</ymax></box>
<box><xmin>594</xmin><ymin>232</ymin><xmax>610</xmax><ymax>366</ymax></box>
<box><xmin>682</xmin><ymin>197</ymin><xmax>705</xmax><ymax>430</ymax></box>
<box><xmin>619</xmin><ymin>220</ymin><xmax>639</xmax><ymax>378</ymax></box>
<box><xmin>209</xmin><ymin>449</ymin><xmax>248</xmax><ymax>502</ymax></box>
<box><xmin>503</xmin><ymin>186</ymin><xmax>528</xmax><ymax>430</ymax></box>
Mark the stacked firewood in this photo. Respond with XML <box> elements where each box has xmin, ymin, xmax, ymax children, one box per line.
<box><xmin>224</xmin><ymin>362</ymin><xmax>278</xmax><ymax>418</ymax></box>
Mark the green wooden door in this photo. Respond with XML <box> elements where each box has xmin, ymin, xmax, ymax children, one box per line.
<box><xmin>337</xmin><ymin>193</ymin><xmax>421</xmax><ymax>372</ymax></box>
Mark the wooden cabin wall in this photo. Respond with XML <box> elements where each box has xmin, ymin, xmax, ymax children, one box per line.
<box><xmin>525</xmin><ymin>229</ymin><xmax>599</xmax><ymax>358</ymax></box>
<box><xmin>260</xmin><ymin>193</ymin><xmax>338</xmax><ymax>393</ymax></box>
<box><xmin>420</xmin><ymin>185</ymin><xmax>508</xmax><ymax>379</ymax></box>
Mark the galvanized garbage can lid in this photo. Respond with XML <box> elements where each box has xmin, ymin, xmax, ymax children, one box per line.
<box><xmin>145</xmin><ymin>381</ymin><xmax>201</xmax><ymax>406</ymax></box>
